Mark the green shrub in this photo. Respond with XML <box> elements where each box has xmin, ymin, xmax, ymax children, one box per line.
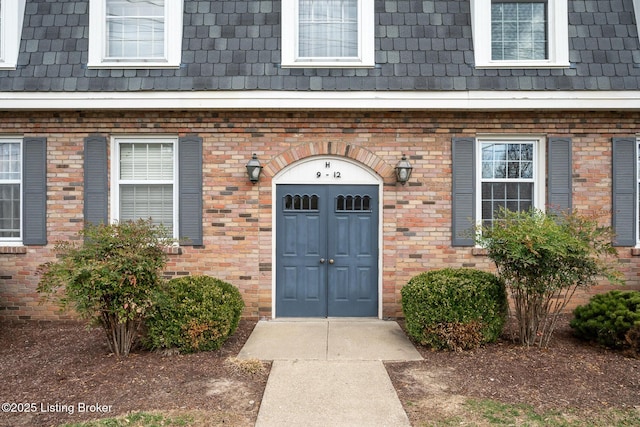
<box><xmin>145</xmin><ymin>275</ymin><xmax>244</xmax><ymax>353</ymax></box>
<box><xmin>477</xmin><ymin>208</ymin><xmax>622</xmax><ymax>348</ymax></box>
<box><xmin>37</xmin><ymin>219</ymin><xmax>175</xmax><ymax>357</ymax></box>
<box><xmin>570</xmin><ymin>290</ymin><xmax>640</xmax><ymax>349</ymax></box>
<box><xmin>401</xmin><ymin>268</ymin><xmax>508</xmax><ymax>351</ymax></box>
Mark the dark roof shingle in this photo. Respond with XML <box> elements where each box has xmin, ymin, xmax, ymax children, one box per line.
<box><xmin>1</xmin><ymin>0</ymin><xmax>639</xmax><ymax>92</ymax></box>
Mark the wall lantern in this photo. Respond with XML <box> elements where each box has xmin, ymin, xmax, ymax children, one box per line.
<box><xmin>395</xmin><ymin>154</ymin><xmax>413</xmax><ymax>185</ymax></box>
<box><xmin>246</xmin><ymin>153</ymin><xmax>263</xmax><ymax>183</ymax></box>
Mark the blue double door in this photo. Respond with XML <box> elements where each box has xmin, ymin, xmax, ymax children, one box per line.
<box><xmin>276</xmin><ymin>184</ymin><xmax>379</xmax><ymax>317</ymax></box>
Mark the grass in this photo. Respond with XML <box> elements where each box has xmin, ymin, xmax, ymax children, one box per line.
<box><xmin>224</xmin><ymin>356</ymin><xmax>267</xmax><ymax>376</ymax></box>
<box><xmin>59</xmin><ymin>410</ymin><xmax>245</xmax><ymax>427</ymax></box>
<box><xmin>61</xmin><ymin>412</ymin><xmax>194</xmax><ymax>427</ymax></box>
<box><xmin>422</xmin><ymin>399</ymin><xmax>640</xmax><ymax>427</ymax></box>
<box><xmin>62</xmin><ymin>400</ymin><xmax>640</xmax><ymax>427</ymax></box>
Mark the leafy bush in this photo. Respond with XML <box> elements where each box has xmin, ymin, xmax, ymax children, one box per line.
<box><xmin>401</xmin><ymin>268</ymin><xmax>508</xmax><ymax>351</ymax></box>
<box><xmin>37</xmin><ymin>219</ymin><xmax>174</xmax><ymax>357</ymax></box>
<box><xmin>145</xmin><ymin>275</ymin><xmax>244</xmax><ymax>353</ymax></box>
<box><xmin>571</xmin><ymin>290</ymin><xmax>640</xmax><ymax>349</ymax></box>
<box><xmin>477</xmin><ymin>208</ymin><xmax>622</xmax><ymax>348</ymax></box>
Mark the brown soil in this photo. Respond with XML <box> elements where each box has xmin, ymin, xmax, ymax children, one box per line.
<box><xmin>1</xmin><ymin>316</ymin><xmax>639</xmax><ymax>427</ymax></box>
<box><xmin>0</xmin><ymin>320</ymin><xmax>269</xmax><ymax>427</ymax></box>
<box><xmin>387</xmin><ymin>316</ymin><xmax>640</xmax><ymax>425</ymax></box>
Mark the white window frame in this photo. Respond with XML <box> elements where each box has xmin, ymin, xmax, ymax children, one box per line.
<box><xmin>475</xmin><ymin>135</ymin><xmax>546</xmax><ymax>228</ymax></box>
<box><xmin>470</xmin><ymin>0</ymin><xmax>569</xmax><ymax>69</ymax></box>
<box><xmin>0</xmin><ymin>0</ymin><xmax>26</xmax><ymax>70</ymax></box>
<box><xmin>637</xmin><ymin>138</ymin><xmax>640</xmax><ymax>247</ymax></box>
<box><xmin>634</xmin><ymin>1</ymin><xmax>640</xmax><ymax>48</ymax></box>
<box><xmin>0</xmin><ymin>137</ymin><xmax>23</xmax><ymax>244</ymax></box>
<box><xmin>281</xmin><ymin>0</ymin><xmax>375</xmax><ymax>68</ymax></box>
<box><xmin>110</xmin><ymin>136</ymin><xmax>179</xmax><ymax>238</ymax></box>
<box><xmin>88</xmin><ymin>0</ymin><xmax>183</xmax><ymax>69</ymax></box>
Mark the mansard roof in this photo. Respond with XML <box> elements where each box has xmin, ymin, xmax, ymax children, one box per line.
<box><xmin>0</xmin><ymin>0</ymin><xmax>639</xmax><ymax>93</ymax></box>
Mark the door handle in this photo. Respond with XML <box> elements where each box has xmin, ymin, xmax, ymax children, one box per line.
<box><xmin>320</xmin><ymin>258</ymin><xmax>325</xmax><ymax>264</ymax></box>
<box><xmin>329</xmin><ymin>259</ymin><xmax>334</xmax><ymax>264</ymax></box>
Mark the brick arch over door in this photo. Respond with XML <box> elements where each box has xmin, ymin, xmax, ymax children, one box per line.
<box><xmin>263</xmin><ymin>141</ymin><xmax>396</xmax><ymax>181</ymax></box>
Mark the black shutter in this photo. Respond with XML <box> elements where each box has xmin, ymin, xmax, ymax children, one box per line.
<box><xmin>452</xmin><ymin>137</ymin><xmax>476</xmax><ymax>246</ymax></box>
<box><xmin>23</xmin><ymin>137</ymin><xmax>47</xmax><ymax>245</ymax></box>
<box><xmin>178</xmin><ymin>135</ymin><xmax>203</xmax><ymax>246</ymax></box>
<box><xmin>612</xmin><ymin>137</ymin><xmax>637</xmax><ymax>246</ymax></box>
<box><xmin>83</xmin><ymin>135</ymin><xmax>108</xmax><ymax>226</ymax></box>
<box><xmin>547</xmin><ymin>137</ymin><xmax>572</xmax><ymax>214</ymax></box>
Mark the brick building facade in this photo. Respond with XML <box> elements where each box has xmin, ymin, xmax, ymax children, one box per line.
<box><xmin>1</xmin><ymin>1</ymin><xmax>640</xmax><ymax>320</ymax></box>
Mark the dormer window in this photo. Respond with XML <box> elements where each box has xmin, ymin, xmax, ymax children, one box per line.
<box><xmin>88</xmin><ymin>0</ymin><xmax>183</xmax><ymax>68</ymax></box>
<box><xmin>0</xmin><ymin>0</ymin><xmax>26</xmax><ymax>70</ymax></box>
<box><xmin>491</xmin><ymin>1</ymin><xmax>547</xmax><ymax>61</ymax></box>
<box><xmin>471</xmin><ymin>0</ymin><xmax>569</xmax><ymax>68</ymax></box>
<box><xmin>281</xmin><ymin>0</ymin><xmax>375</xmax><ymax>68</ymax></box>
<box><xmin>106</xmin><ymin>0</ymin><xmax>165</xmax><ymax>59</ymax></box>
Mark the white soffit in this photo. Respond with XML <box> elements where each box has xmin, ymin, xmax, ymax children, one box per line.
<box><xmin>1</xmin><ymin>91</ymin><xmax>639</xmax><ymax>111</ymax></box>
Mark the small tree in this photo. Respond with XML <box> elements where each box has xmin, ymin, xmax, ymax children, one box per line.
<box><xmin>37</xmin><ymin>219</ymin><xmax>174</xmax><ymax>357</ymax></box>
<box><xmin>477</xmin><ymin>208</ymin><xmax>622</xmax><ymax>348</ymax></box>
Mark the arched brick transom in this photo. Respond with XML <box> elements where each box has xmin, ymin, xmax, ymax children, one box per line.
<box><xmin>264</xmin><ymin>141</ymin><xmax>395</xmax><ymax>182</ymax></box>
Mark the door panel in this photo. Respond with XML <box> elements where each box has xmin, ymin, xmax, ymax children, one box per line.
<box><xmin>282</xmin><ymin>267</ymin><xmax>298</xmax><ymax>299</ymax></box>
<box><xmin>327</xmin><ymin>185</ymin><xmax>378</xmax><ymax>316</ymax></box>
<box><xmin>276</xmin><ymin>184</ymin><xmax>378</xmax><ymax>317</ymax></box>
<box><xmin>276</xmin><ymin>186</ymin><xmax>327</xmax><ymax>317</ymax></box>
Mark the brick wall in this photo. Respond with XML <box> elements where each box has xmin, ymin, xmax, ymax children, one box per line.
<box><xmin>1</xmin><ymin>110</ymin><xmax>639</xmax><ymax>321</ymax></box>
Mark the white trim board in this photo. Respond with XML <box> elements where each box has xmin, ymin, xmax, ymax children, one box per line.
<box><xmin>1</xmin><ymin>90</ymin><xmax>639</xmax><ymax>111</ymax></box>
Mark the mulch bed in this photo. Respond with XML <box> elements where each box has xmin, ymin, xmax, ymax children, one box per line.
<box><xmin>387</xmin><ymin>316</ymin><xmax>640</xmax><ymax>413</ymax></box>
<box><xmin>0</xmin><ymin>320</ymin><xmax>269</xmax><ymax>427</ymax></box>
<box><xmin>1</xmin><ymin>316</ymin><xmax>639</xmax><ymax>427</ymax></box>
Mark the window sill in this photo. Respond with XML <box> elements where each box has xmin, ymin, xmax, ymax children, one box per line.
<box><xmin>474</xmin><ymin>61</ymin><xmax>571</xmax><ymax>69</ymax></box>
<box><xmin>0</xmin><ymin>246</ymin><xmax>27</xmax><ymax>254</ymax></box>
<box><xmin>163</xmin><ymin>246</ymin><xmax>182</xmax><ymax>255</ymax></box>
<box><xmin>87</xmin><ymin>62</ymin><xmax>181</xmax><ymax>70</ymax></box>
<box><xmin>281</xmin><ymin>61</ymin><xmax>375</xmax><ymax>69</ymax></box>
<box><xmin>471</xmin><ymin>247</ymin><xmax>488</xmax><ymax>256</ymax></box>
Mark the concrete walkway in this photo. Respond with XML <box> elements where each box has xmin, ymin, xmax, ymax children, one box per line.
<box><xmin>237</xmin><ymin>319</ymin><xmax>422</xmax><ymax>427</ymax></box>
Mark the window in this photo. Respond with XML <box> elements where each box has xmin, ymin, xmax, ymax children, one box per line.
<box><xmin>281</xmin><ymin>0</ymin><xmax>374</xmax><ymax>68</ymax></box>
<box><xmin>476</xmin><ymin>137</ymin><xmax>545</xmax><ymax>227</ymax></box>
<box><xmin>635</xmin><ymin>1</ymin><xmax>640</xmax><ymax>50</ymax></box>
<box><xmin>491</xmin><ymin>1</ymin><xmax>547</xmax><ymax>61</ymax></box>
<box><xmin>637</xmin><ymin>139</ymin><xmax>640</xmax><ymax>245</ymax></box>
<box><xmin>470</xmin><ymin>0</ymin><xmax>568</xmax><ymax>68</ymax></box>
<box><xmin>111</xmin><ymin>137</ymin><xmax>178</xmax><ymax>237</ymax></box>
<box><xmin>284</xmin><ymin>194</ymin><xmax>319</xmax><ymax>211</ymax></box>
<box><xmin>88</xmin><ymin>0</ymin><xmax>183</xmax><ymax>68</ymax></box>
<box><xmin>336</xmin><ymin>195</ymin><xmax>371</xmax><ymax>212</ymax></box>
<box><xmin>0</xmin><ymin>138</ymin><xmax>21</xmax><ymax>241</ymax></box>
<box><xmin>106</xmin><ymin>0</ymin><xmax>165</xmax><ymax>59</ymax></box>
<box><xmin>453</xmin><ymin>136</ymin><xmax>568</xmax><ymax>246</ymax></box>
<box><xmin>0</xmin><ymin>0</ymin><xmax>26</xmax><ymax>70</ymax></box>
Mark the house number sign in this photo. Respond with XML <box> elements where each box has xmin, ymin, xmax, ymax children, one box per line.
<box><xmin>276</xmin><ymin>156</ymin><xmax>378</xmax><ymax>185</ymax></box>
<box><xmin>317</xmin><ymin>161</ymin><xmax>342</xmax><ymax>179</ymax></box>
